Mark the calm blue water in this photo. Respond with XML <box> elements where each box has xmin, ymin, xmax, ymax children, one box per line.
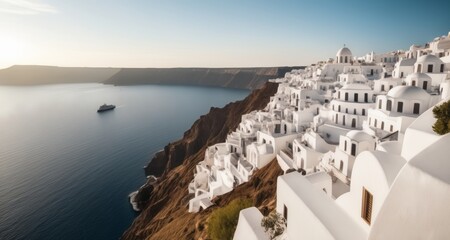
<box><xmin>0</xmin><ymin>83</ymin><xmax>249</xmax><ymax>240</ymax></box>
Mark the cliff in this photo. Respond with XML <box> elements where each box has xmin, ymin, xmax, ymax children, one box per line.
<box><xmin>104</xmin><ymin>67</ymin><xmax>297</xmax><ymax>90</ymax></box>
<box><xmin>122</xmin><ymin>81</ymin><xmax>282</xmax><ymax>240</ymax></box>
<box><xmin>0</xmin><ymin>65</ymin><xmax>299</xmax><ymax>89</ymax></box>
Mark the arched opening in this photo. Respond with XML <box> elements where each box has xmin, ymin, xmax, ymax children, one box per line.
<box><xmin>345</xmin><ymin>92</ymin><xmax>349</xmax><ymax>101</ymax></box>
<box><xmin>381</xmin><ymin>85</ymin><xmax>385</xmax><ymax>91</ymax></box>
<box><xmin>413</xmin><ymin>103</ymin><xmax>420</xmax><ymax>114</ymax></box>
<box><xmin>351</xmin><ymin>143</ymin><xmax>356</xmax><ymax>156</ymax></box>
<box><xmin>390</xmin><ymin>125</ymin><xmax>393</xmax><ymax>132</ymax></box>
<box><xmin>335</xmin><ymin>113</ymin><xmax>338</xmax><ymax>124</ymax></box>
<box><xmin>412</xmin><ymin>80</ymin><xmax>416</xmax><ymax>86</ymax></box>
<box><xmin>338</xmin><ymin>91</ymin><xmax>341</xmax><ymax>99</ymax></box>
<box><xmin>362</xmin><ymin>109</ymin><xmax>365</xmax><ymax>116</ymax></box>
<box><xmin>354</xmin><ymin>93</ymin><xmax>358</xmax><ymax>102</ymax></box>
<box><xmin>344</xmin><ymin>140</ymin><xmax>347</xmax><ymax>151</ymax></box>
<box><xmin>345</xmin><ymin>56</ymin><xmax>348</xmax><ymax>63</ymax></box>
<box><xmin>342</xmin><ymin>115</ymin><xmax>345</xmax><ymax>126</ymax></box>
<box><xmin>386</xmin><ymin>99</ymin><xmax>392</xmax><ymax>111</ymax></box>
<box><xmin>417</xmin><ymin>64</ymin><xmax>422</xmax><ymax>73</ymax></box>
<box><xmin>374</xmin><ymin>119</ymin><xmax>378</xmax><ymax>127</ymax></box>
<box><xmin>397</xmin><ymin>102</ymin><xmax>403</xmax><ymax>113</ymax></box>
<box><xmin>364</xmin><ymin>93</ymin><xmax>368</xmax><ymax>103</ymax></box>
<box><xmin>353</xmin><ymin>109</ymin><xmax>357</xmax><ymax>114</ymax></box>
<box><xmin>423</xmin><ymin>81</ymin><xmax>428</xmax><ymax>90</ymax></box>
<box><xmin>381</xmin><ymin>121</ymin><xmax>384</xmax><ymax>130</ymax></box>
<box><xmin>338</xmin><ymin>105</ymin><xmax>341</xmax><ymax>112</ymax></box>
<box><xmin>339</xmin><ymin>161</ymin><xmax>344</xmax><ymax>171</ymax></box>
<box><xmin>378</xmin><ymin>99</ymin><xmax>382</xmax><ymax>109</ymax></box>
<box><xmin>352</xmin><ymin>118</ymin><xmax>356</xmax><ymax>128</ymax></box>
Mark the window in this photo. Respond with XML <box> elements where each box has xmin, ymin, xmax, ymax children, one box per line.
<box><xmin>332</xmin><ymin>105</ymin><xmax>335</xmax><ymax>111</ymax></box>
<box><xmin>339</xmin><ymin>161</ymin><xmax>344</xmax><ymax>171</ymax></box>
<box><xmin>345</xmin><ymin>56</ymin><xmax>348</xmax><ymax>63</ymax></box>
<box><xmin>423</xmin><ymin>81</ymin><xmax>428</xmax><ymax>90</ymax></box>
<box><xmin>345</xmin><ymin>92</ymin><xmax>349</xmax><ymax>101</ymax></box>
<box><xmin>413</xmin><ymin>103</ymin><xmax>420</xmax><ymax>114</ymax></box>
<box><xmin>338</xmin><ymin>105</ymin><xmax>341</xmax><ymax>112</ymax></box>
<box><xmin>354</xmin><ymin>93</ymin><xmax>358</xmax><ymax>102</ymax></box>
<box><xmin>381</xmin><ymin>121</ymin><xmax>384</xmax><ymax>130</ymax></box>
<box><xmin>441</xmin><ymin>64</ymin><xmax>445</xmax><ymax>73</ymax></box>
<box><xmin>342</xmin><ymin>115</ymin><xmax>345</xmax><ymax>126</ymax></box>
<box><xmin>397</xmin><ymin>102</ymin><xmax>403</xmax><ymax>113</ymax></box>
<box><xmin>362</xmin><ymin>109</ymin><xmax>365</xmax><ymax>116</ymax></box>
<box><xmin>338</xmin><ymin>91</ymin><xmax>341</xmax><ymax>99</ymax></box>
<box><xmin>346</xmin><ymin>108</ymin><xmax>348</xmax><ymax>113</ymax></box>
<box><xmin>369</xmin><ymin>118</ymin><xmax>371</xmax><ymax>125</ymax></box>
<box><xmin>351</xmin><ymin>143</ymin><xmax>356</xmax><ymax>156</ymax></box>
<box><xmin>381</xmin><ymin>85</ymin><xmax>385</xmax><ymax>91</ymax></box>
<box><xmin>386</xmin><ymin>99</ymin><xmax>392</xmax><ymax>111</ymax></box>
<box><xmin>364</xmin><ymin>93</ymin><xmax>368</xmax><ymax>103</ymax></box>
<box><xmin>400</xmin><ymin>72</ymin><xmax>404</xmax><ymax>78</ymax></box>
<box><xmin>427</xmin><ymin>64</ymin><xmax>433</xmax><ymax>73</ymax></box>
<box><xmin>352</xmin><ymin>119</ymin><xmax>356</xmax><ymax>128</ymax></box>
<box><xmin>361</xmin><ymin>188</ymin><xmax>373</xmax><ymax>225</ymax></box>
<box><xmin>374</xmin><ymin>119</ymin><xmax>378</xmax><ymax>127</ymax></box>
<box><xmin>390</xmin><ymin>125</ymin><xmax>393</xmax><ymax>132</ymax></box>
<box><xmin>412</xmin><ymin>80</ymin><xmax>416</xmax><ymax>86</ymax></box>
<box><xmin>389</xmin><ymin>85</ymin><xmax>393</xmax><ymax>90</ymax></box>
<box><xmin>417</xmin><ymin>64</ymin><xmax>422</xmax><ymax>73</ymax></box>
<box><xmin>335</xmin><ymin>113</ymin><xmax>338</xmax><ymax>124</ymax></box>
<box><xmin>378</xmin><ymin>99</ymin><xmax>382</xmax><ymax>109</ymax></box>
<box><xmin>353</xmin><ymin>109</ymin><xmax>357</xmax><ymax>114</ymax></box>
<box><xmin>340</xmin><ymin>56</ymin><xmax>343</xmax><ymax>63</ymax></box>
<box><xmin>344</xmin><ymin>140</ymin><xmax>347</xmax><ymax>151</ymax></box>
<box><xmin>283</xmin><ymin>205</ymin><xmax>288</xmax><ymax>223</ymax></box>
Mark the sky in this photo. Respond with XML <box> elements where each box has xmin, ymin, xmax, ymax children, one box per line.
<box><xmin>0</xmin><ymin>0</ymin><xmax>449</xmax><ymax>69</ymax></box>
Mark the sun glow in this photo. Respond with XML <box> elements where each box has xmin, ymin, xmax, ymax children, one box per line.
<box><xmin>0</xmin><ymin>36</ymin><xmax>25</xmax><ymax>68</ymax></box>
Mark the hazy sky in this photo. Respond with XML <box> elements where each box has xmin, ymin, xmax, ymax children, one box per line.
<box><xmin>0</xmin><ymin>0</ymin><xmax>449</xmax><ymax>69</ymax></box>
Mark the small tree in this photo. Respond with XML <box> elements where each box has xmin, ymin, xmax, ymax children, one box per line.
<box><xmin>208</xmin><ymin>198</ymin><xmax>252</xmax><ymax>240</ymax></box>
<box><xmin>261</xmin><ymin>211</ymin><xmax>286</xmax><ymax>240</ymax></box>
<box><xmin>432</xmin><ymin>100</ymin><xmax>450</xmax><ymax>135</ymax></box>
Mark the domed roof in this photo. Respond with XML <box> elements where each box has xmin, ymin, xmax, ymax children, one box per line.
<box><xmin>409</xmin><ymin>44</ymin><xmax>420</xmax><ymax>51</ymax></box>
<box><xmin>346</xmin><ymin>130</ymin><xmax>373</xmax><ymax>142</ymax></box>
<box><xmin>387</xmin><ymin>86</ymin><xmax>430</xmax><ymax>101</ymax></box>
<box><xmin>341</xmin><ymin>83</ymin><xmax>371</xmax><ymax>90</ymax></box>
<box><xmin>405</xmin><ymin>73</ymin><xmax>432</xmax><ymax>82</ymax></box>
<box><xmin>336</xmin><ymin>47</ymin><xmax>353</xmax><ymax>57</ymax></box>
<box><xmin>416</xmin><ymin>54</ymin><xmax>443</xmax><ymax>64</ymax></box>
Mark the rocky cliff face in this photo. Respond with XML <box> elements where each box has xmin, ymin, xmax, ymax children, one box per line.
<box><xmin>104</xmin><ymin>67</ymin><xmax>297</xmax><ymax>90</ymax></box>
<box><xmin>122</xmin><ymin>82</ymin><xmax>282</xmax><ymax>240</ymax></box>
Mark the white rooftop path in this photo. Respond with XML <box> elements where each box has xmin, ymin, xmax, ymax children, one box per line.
<box><xmin>277</xmin><ymin>172</ymin><xmax>367</xmax><ymax>240</ymax></box>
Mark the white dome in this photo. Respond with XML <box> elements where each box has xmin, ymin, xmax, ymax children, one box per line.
<box><xmin>416</xmin><ymin>54</ymin><xmax>443</xmax><ymax>65</ymax></box>
<box><xmin>341</xmin><ymin>83</ymin><xmax>371</xmax><ymax>90</ymax></box>
<box><xmin>346</xmin><ymin>130</ymin><xmax>373</xmax><ymax>142</ymax></box>
<box><xmin>336</xmin><ymin>47</ymin><xmax>353</xmax><ymax>57</ymax></box>
<box><xmin>405</xmin><ymin>73</ymin><xmax>432</xmax><ymax>82</ymax></box>
<box><xmin>387</xmin><ymin>86</ymin><xmax>430</xmax><ymax>101</ymax></box>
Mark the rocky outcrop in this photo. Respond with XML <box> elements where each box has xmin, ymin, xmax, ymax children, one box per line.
<box><xmin>122</xmin><ymin>82</ymin><xmax>282</xmax><ymax>240</ymax></box>
<box><xmin>103</xmin><ymin>67</ymin><xmax>298</xmax><ymax>90</ymax></box>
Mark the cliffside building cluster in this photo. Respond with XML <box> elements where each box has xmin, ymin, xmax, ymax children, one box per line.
<box><xmin>187</xmin><ymin>32</ymin><xmax>450</xmax><ymax>239</ymax></box>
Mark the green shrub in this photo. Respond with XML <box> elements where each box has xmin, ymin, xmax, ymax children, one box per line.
<box><xmin>261</xmin><ymin>211</ymin><xmax>286</xmax><ymax>240</ymax></box>
<box><xmin>207</xmin><ymin>198</ymin><xmax>253</xmax><ymax>240</ymax></box>
<box><xmin>432</xmin><ymin>100</ymin><xmax>450</xmax><ymax>135</ymax></box>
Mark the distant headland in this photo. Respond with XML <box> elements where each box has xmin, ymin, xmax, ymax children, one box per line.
<box><xmin>0</xmin><ymin>65</ymin><xmax>302</xmax><ymax>90</ymax></box>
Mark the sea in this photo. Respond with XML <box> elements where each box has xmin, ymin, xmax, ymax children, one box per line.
<box><xmin>0</xmin><ymin>83</ymin><xmax>249</xmax><ymax>240</ymax></box>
